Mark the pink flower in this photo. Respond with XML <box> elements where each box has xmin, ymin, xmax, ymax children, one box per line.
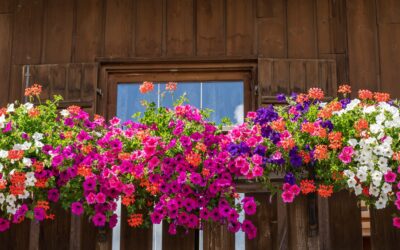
<box><xmin>338</xmin><ymin>146</ymin><xmax>354</xmax><ymax>164</ymax></box>
<box><xmin>246</xmin><ymin>112</ymin><xmax>257</xmax><ymax>119</ymax></box>
<box><xmin>282</xmin><ymin>191</ymin><xmax>295</xmax><ymax>203</ymax></box>
<box><xmin>86</xmin><ymin>192</ymin><xmax>96</xmax><ymax>204</ymax></box>
<box><xmin>235</xmin><ymin>156</ymin><xmax>246</xmax><ymax>168</ymax></box>
<box><xmin>290</xmin><ymin>184</ymin><xmax>301</xmax><ymax>195</ymax></box>
<box><xmin>253</xmin><ymin>166</ymin><xmax>263</xmax><ymax>177</ymax></box>
<box><xmin>395</xmin><ymin>199</ymin><xmax>400</xmax><ymax>210</ymax></box>
<box><xmin>251</xmin><ymin>154</ymin><xmax>262</xmax><ymax>165</ymax></box>
<box><xmin>384</xmin><ymin>171</ymin><xmax>397</xmax><ymax>183</ymax></box>
<box><xmin>96</xmin><ymin>192</ymin><xmax>106</xmax><ymax>204</ymax></box>
<box><xmin>393</xmin><ymin>217</ymin><xmax>400</xmax><ymax>228</ymax></box>
<box><xmin>92</xmin><ymin>213</ymin><xmax>106</xmax><ymax>227</ymax></box>
<box><xmin>282</xmin><ymin>183</ymin><xmax>291</xmax><ymax>191</ymax></box>
<box><xmin>148</xmin><ymin>156</ymin><xmax>160</xmax><ymax>169</ymax></box>
<box><xmin>0</xmin><ymin>218</ymin><xmax>10</xmax><ymax>232</ymax></box>
<box><xmin>71</xmin><ymin>202</ymin><xmax>84</xmax><ymax>216</ymax></box>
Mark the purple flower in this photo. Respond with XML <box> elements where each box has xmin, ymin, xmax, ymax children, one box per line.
<box><xmin>2</xmin><ymin>122</ymin><xmax>12</xmax><ymax>133</ymax></box>
<box><xmin>71</xmin><ymin>202</ymin><xmax>84</xmax><ymax>215</ymax></box>
<box><xmin>64</xmin><ymin>118</ymin><xmax>74</xmax><ymax>127</ymax></box>
<box><xmin>284</xmin><ymin>172</ymin><xmax>296</xmax><ymax>185</ymax></box>
<box><xmin>150</xmin><ymin>211</ymin><xmax>163</xmax><ymax>224</ymax></box>
<box><xmin>243</xmin><ymin>199</ymin><xmax>257</xmax><ymax>215</ymax></box>
<box><xmin>34</xmin><ymin>207</ymin><xmax>46</xmax><ymax>221</ymax></box>
<box><xmin>92</xmin><ymin>213</ymin><xmax>106</xmax><ymax>227</ymax></box>
<box><xmin>254</xmin><ymin>106</ymin><xmax>278</xmax><ymax>125</ymax></box>
<box><xmin>51</xmin><ymin>155</ymin><xmax>64</xmax><ymax>167</ymax></box>
<box><xmin>83</xmin><ymin>178</ymin><xmax>96</xmax><ymax>191</ymax></box>
<box><xmin>21</xmin><ymin>133</ymin><xmax>29</xmax><ymax>140</ymax></box>
<box><xmin>289</xmin><ymin>148</ymin><xmax>302</xmax><ymax>168</ymax></box>
<box><xmin>276</xmin><ymin>93</ymin><xmax>286</xmax><ymax>102</ymax></box>
<box><xmin>48</xmin><ymin>189</ymin><xmax>60</xmax><ymax>202</ymax></box>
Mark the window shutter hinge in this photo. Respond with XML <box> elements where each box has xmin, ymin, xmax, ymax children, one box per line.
<box><xmin>96</xmin><ymin>88</ymin><xmax>103</xmax><ymax>97</ymax></box>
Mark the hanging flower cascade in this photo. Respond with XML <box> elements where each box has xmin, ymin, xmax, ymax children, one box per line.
<box><xmin>0</xmin><ymin>81</ymin><xmax>400</xmax><ymax>236</ymax></box>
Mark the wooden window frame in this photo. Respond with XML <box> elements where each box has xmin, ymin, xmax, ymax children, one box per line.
<box><xmin>96</xmin><ymin>59</ymin><xmax>258</xmax><ymax>120</ymax></box>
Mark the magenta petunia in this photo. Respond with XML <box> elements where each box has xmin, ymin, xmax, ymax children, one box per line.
<box><xmin>71</xmin><ymin>202</ymin><xmax>84</xmax><ymax>216</ymax></box>
<box><xmin>92</xmin><ymin>213</ymin><xmax>106</xmax><ymax>227</ymax></box>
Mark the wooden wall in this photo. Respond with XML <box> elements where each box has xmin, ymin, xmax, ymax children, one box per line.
<box><xmin>1</xmin><ymin>0</ymin><xmax>400</xmax><ymax>249</ymax></box>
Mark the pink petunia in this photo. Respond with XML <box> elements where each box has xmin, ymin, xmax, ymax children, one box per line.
<box><xmin>393</xmin><ymin>217</ymin><xmax>400</xmax><ymax>228</ymax></box>
<box><xmin>384</xmin><ymin>171</ymin><xmax>397</xmax><ymax>183</ymax></box>
<box><xmin>282</xmin><ymin>191</ymin><xmax>295</xmax><ymax>203</ymax></box>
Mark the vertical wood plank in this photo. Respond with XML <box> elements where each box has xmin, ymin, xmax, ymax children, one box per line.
<box><xmin>42</xmin><ymin>0</ymin><xmax>74</xmax><ymax>63</ymax></box>
<box><xmin>370</xmin><ymin>205</ymin><xmax>400</xmax><ymax>250</ymax></box>
<box><xmin>104</xmin><ymin>0</ymin><xmax>133</xmax><ymax>57</ymax></box>
<box><xmin>67</xmin><ymin>64</ymin><xmax>83</xmax><ymax>101</ymax></box>
<box><xmin>226</xmin><ymin>0</ymin><xmax>255</xmax><ymax>56</ymax></box>
<box><xmin>39</xmin><ymin>205</ymin><xmax>72</xmax><ymax>250</ymax></box>
<box><xmin>0</xmin><ymin>220</ymin><xmax>31</xmax><ymax>250</ymax></box>
<box><xmin>287</xmin><ymin>0</ymin><xmax>317</xmax><ymax>58</ymax></box>
<box><xmin>287</xmin><ymin>196</ymin><xmax>308</xmax><ymax>250</ymax></box>
<box><xmin>328</xmin><ymin>191</ymin><xmax>363</xmax><ymax>250</ymax></box>
<box><xmin>135</xmin><ymin>0</ymin><xmax>163</xmax><ymax>57</ymax></box>
<box><xmin>0</xmin><ymin>0</ymin><xmax>14</xmax><ymax>13</ymax></box>
<box><xmin>74</xmin><ymin>0</ymin><xmax>103</xmax><ymax>62</ymax></box>
<box><xmin>257</xmin><ymin>0</ymin><xmax>287</xmax><ymax>57</ymax></box>
<box><xmin>162</xmin><ymin>223</ymin><xmax>196</xmax><ymax>250</ymax></box>
<box><xmin>0</xmin><ymin>14</ymin><xmax>12</xmax><ymax>107</ymax></box>
<box><xmin>81</xmin><ymin>216</ymin><xmax>98</xmax><ymax>250</ymax></box>
<box><xmin>272</xmin><ymin>60</ymin><xmax>290</xmax><ymax>94</ymax></box>
<box><xmin>245</xmin><ymin>193</ymin><xmax>277</xmax><ymax>250</ymax></box>
<box><xmin>347</xmin><ymin>0</ymin><xmax>380</xmax><ymax>92</ymax></box>
<box><xmin>196</xmin><ymin>0</ymin><xmax>225</xmax><ymax>56</ymax></box>
<box><xmin>12</xmin><ymin>0</ymin><xmax>44</xmax><ymax>64</ymax></box>
<box><xmin>316</xmin><ymin>0</ymin><xmax>333</xmax><ymax>55</ymax></box>
<box><xmin>258</xmin><ymin>58</ymin><xmax>273</xmax><ymax>98</ymax></box>
<box><xmin>377</xmin><ymin>0</ymin><xmax>400</xmax><ymax>97</ymax></box>
<box><xmin>166</xmin><ymin>0</ymin><xmax>194</xmax><ymax>57</ymax></box>
<box><xmin>120</xmin><ymin>209</ymin><xmax>153</xmax><ymax>250</ymax></box>
<box><xmin>276</xmin><ymin>196</ymin><xmax>289</xmax><ymax>250</ymax></box>
<box><xmin>289</xmin><ymin>60</ymin><xmax>306</xmax><ymax>93</ymax></box>
<box><xmin>203</xmin><ymin>222</ymin><xmax>234</xmax><ymax>250</ymax></box>
<box><xmin>49</xmin><ymin>65</ymin><xmax>67</xmax><ymax>97</ymax></box>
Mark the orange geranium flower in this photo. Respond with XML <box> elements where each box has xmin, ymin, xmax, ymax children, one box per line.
<box><xmin>10</xmin><ymin>172</ymin><xmax>26</xmax><ymax>195</ymax></box>
<box><xmin>67</xmin><ymin>105</ymin><xmax>81</xmax><ymax>115</ymax></box>
<box><xmin>314</xmin><ymin>145</ymin><xmax>328</xmax><ymax>160</ymax></box>
<box><xmin>373</xmin><ymin>92</ymin><xmax>390</xmax><ymax>102</ymax></box>
<box><xmin>299</xmin><ymin>150</ymin><xmax>311</xmax><ymax>164</ymax></box>
<box><xmin>0</xmin><ymin>179</ymin><xmax>7</xmax><ymax>190</ymax></box>
<box><xmin>301</xmin><ymin>122</ymin><xmax>315</xmax><ymax>134</ymax></box>
<box><xmin>33</xmin><ymin>161</ymin><xmax>44</xmax><ymax>172</ymax></box>
<box><xmin>308</xmin><ymin>88</ymin><xmax>325</xmax><ymax>100</ymax></box>
<box><xmin>300</xmin><ymin>180</ymin><xmax>316</xmax><ymax>194</ymax></box>
<box><xmin>24</xmin><ymin>84</ymin><xmax>42</xmax><ymax>97</ymax></box>
<box><xmin>0</xmin><ymin>108</ymin><xmax>6</xmax><ymax>116</ymax></box>
<box><xmin>77</xmin><ymin>165</ymin><xmax>92</xmax><ymax>177</ymax></box>
<box><xmin>328</xmin><ymin>131</ymin><xmax>342</xmax><ymax>149</ymax></box>
<box><xmin>195</xmin><ymin>142</ymin><xmax>207</xmax><ymax>152</ymax></box>
<box><xmin>338</xmin><ymin>84</ymin><xmax>351</xmax><ymax>94</ymax></box>
<box><xmin>128</xmin><ymin>214</ymin><xmax>143</xmax><ymax>227</ymax></box>
<box><xmin>358</xmin><ymin>89</ymin><xmax>373</xmax><ymax>100</ymax></box>
<box><xmin>317</xmin><ymin>185</ymin><xmax>333</xmax><ymax>198</ymax></box>
<box><xmin>393</xmin><ymin>151</ymin><xmax>400</xmax><ymax>161</ymax></box>
<box><xmin>296</xmin><ymin>94</ymin><xmax>309</xmax><ymax>104</ymax></box>
<box><xmin>139</xmin><ymin>81</ymin><xmax>154</xmax><ymax>94</ymax></box>
<box><xmin>118</xmin><ymin>152</ymin><xmax>131</xmax><ymax>161</ymax></box>
<box><xmin>354</xmin><ymin>119</ymin><xmax>369</xmax><ymax>132</ymax></box>
<box><xmin>36</xmin><ymin>201</ymin><xmax>50</xmax><ymax>211</ymax></box>
<box><xmin>122</xmin><ymin>195</ymin><xmax>135</xmax><ymax>206</ymax></box>
<box><xmin>28</xmin><ymin>107</ymin><xmax>40</xmax><ymax>118</ymax></box>
<box><xmin>166</xmin><ymin>82</ymin><xmax>177</xmax><ymax>91</ymax></box>
<box><xmin>271</xmin><ymin>119</ymin><xmax>286</xmax><ymax>132</ymax></box>
<box><xmin>82</xmin><ymin>144</ymin><xmax>93</xmax><ymax>155</ymax></box>
<box><xmin>35</xmin><ymin>179</ymin><xmax>47</xmax><ymax>188</ymax></box>
<box><xmin>201</xmin><ymin>168</ymin><xmax>210</xmax><ymax>177</ymax></box>
<box><xmin>281</xmin><ymin>137</ymin><xmax>295</xmax><ymax>151</ymax></box>
<box><xmin>7</xmin><ymin>150</ymin><xmax>24</xmax><ymax>161</ymax></box>
<box><xmin>186</xmin><ymin>152</ymin><xmax>202</xmax><ymax>167</ymax></box>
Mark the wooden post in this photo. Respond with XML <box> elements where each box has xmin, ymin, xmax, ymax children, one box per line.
<box><xmin>203</xmin><ymin>221</ymin><xmax>234</xmax><ymax>250</ymax></box>
<box><xmin>370</xmin><ymin>204</ymin><xmax>400</xmax><ymax>250</ymax></box>
<box><xmin>288</xmin><ymin>195</ymin><xmax>309</xmax><ymax>250</ymax></box>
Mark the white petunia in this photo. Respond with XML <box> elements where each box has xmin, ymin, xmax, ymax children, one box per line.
<box><xmin>0</xmin><ymin>163</ymin><xmax>3</xmax><ymax>172</ymax></box>
<box><xmin>371</xmin><ymin>171</ymin><xmax>383</xmax><ymax>186</ymax></box>
<box><xmin>348</xmin><ymin>139</ymin><xmax>358</xmax><ymax>147</ymax></box>
<box><xmin>356</xmin><ymin>169</ymin><xmax>368</xmax><ymax>182</ymax></box>
<box><xmin>363</xmin><ymin>105</ymin><xmax>376</xmax><ymax>114</ymax></box>
<box><xmin>343</xmin><ymin>170</ymin><xmax>355</xmax><ymax>178</ymax></box>
<box><xmin>35</xmin><ymin>141</ymin><xmax>44</xmax><ymax>148</ymax></box>
<box><xmin>7</xmin><ymin>205</ymin><xmax>16</xmax><ymax>215</ymax></box>
<box><xmin>6</xmin><ymin>194</ymin><xmax>16</xmax><ymax>204</ymax></box>
<box><xmin>354</xmin><ymin>184</ymin><xmax>363</xmax><ymax>196</ymax></box>
<box><xmin>347</xmin><ymin>178</ymin><xmax>357</xmax><ymax>188</ymax></box>
<box><xmin>18</xmin><ymin>190</ymin><xmax>30</xmax><ymax>200</ymax></box>
<box><xmin>375</xmin><ymin>198</ymin><xmax>387</xmax><ymax>209</ymax></box>
<box><xmin>22</xmin><ymin>158</ymin><xmax>32</xmax><ymax>167</ymax></box>
<box><xmin>370</xmin><ymin>124</ymin><xmax>383</xmax><ymax>134</ymax></box>
<box><xmin>0</xmin><ymin>193</ymin><xmax>5</xmax><ymax>204</ymax></box>
<box><xmin>381</xmin><ymin>183</ymin><xmax>392</xmax><ymax>194</ymax></box>
<box><xmin>369</xmin><ymin>185</ymin><xmax>380</xmax><ymax>197</ymax></box>
<box><xmin>0</xmin><ymin>150</ymin><xmax>8</xmax><ymax>158</ymax></box>
<box><xmin>0</xmin><ymin>115</ymin><xmax>5</xmax><ymax>128</ymax></box>
<box><xmin>32</xmin><ymin>132</ymin><xmax>43</xmax><ymax>141</ymax></box>
<box><xmin>24</xmin><ymin>102</ymin><xmax>34</xmax><ymax>111</ymax></box>
<box><xmin>60</xmin><ymin>109</ymin><xmax>70</xmax><ymax>117</ymax></box>
<box><xmin>6</xmin><ymin>103</ymin><xmax>14</xmax><ymax>113</ymax></box>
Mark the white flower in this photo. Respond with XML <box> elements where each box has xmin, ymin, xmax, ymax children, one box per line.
<box><xmin>6</xmin><ymin>103</ymin><xmax>14</xmax><ymax>113</ymax></box>
<box><xmin>24</xmin><ymin>102</ymin><xmax>34</xmax><ymax>111</ymax></box>
<box><xmin>375</xmin><ymin>197</ymin><xmax>387</xmax><ymax>209</ymax></box>
<box><xmin>13</xmin><ymin>142</ymin><xmax>32</xmax><ymax>151</ymax></box>
<box><xmin>370</xmin><ymin>185</ymin><xmax>380</xmax><ymax>197</ymax></box>
<box><xmin>363</xmin><ymin>106</ymin><xmax>376</xmax><ymax>114</ymax></box>
<box><xmin>371</xmin><ymin>171</ymin><xmax>383</xmax><ymax>186</ymax></box>
<box><xmin>348</xmin><ymin>139</ymin><xmax>358</xmax><ymax>147</ymax></box>
<box><xmin>6</xmin><ymin>194</ymin><xmax>16</xmax><ymax>204</ymax></box>
<box><xmin>0</xmin><ymin>150</ymin><xmax>8</xmax><ymax>158</ymax></box>
<box><xmin>22</xmin><ymin>158</ymin><xmax>32</xmax><ymax>167</ymax></box>
<box><xmin>381</xmin><ymin>183</ymin><xmax>392</xmax><ymax>194</ymax></box>
<box><xmin>35</xmin><ymin>141</ymin><xmax>44</xmax><ymax>148</ymax></box>
<box><xmin>60</xmin><ymin>109</ymin><xmax>70</xmax><ymax>117</ymax></box>
<box><xmin>32</xmin><ymin>132</ymin><xmax>43</xmax><ymax>141</ymax></box>
<box><xmin>356</xmin><ymin>168</ymin><xmax>368</xmax><ymax>182</ymax></box>
<box><xmin>0</xmin><ymin>193</ymin><xmax>5</xmax><ymax>204</ymax></box>
<box><xmin>7</xmin><ymin>205</ymin><xmax>16</xmax><ymax>215</ymax></box>
<box><xmin>375</xmin><ymin>113</ymin><xmax>386</xmax><ymax>124</ymax></box>
<box><xmin>0</xmin><ymin>163</ymin><xmax>3</xmax><ymax>172</ymax></box>
<box><xmin>18</xmin><ymin>190</ymin><xmax>30</xmax><ymax>199</ymax></box>
<box><xmin>0</xmin><ymin>115</ymin><xmax>5</xmax><ymax>128</ymax></box>
<box><xmin>354</xmin><ymin>184</ymin><xmax>363</xmax><ymax>196</ymax></box>
<box><xmin>343</xmin><ymin>170</ymin><xmax>355</xmax><ymax>178</ymax></box>
<box><xmin>347</xmin><ymin>178</ymin><xmax>357</xmax><ymax>188</ymax></box>
<box><xmin>370</xmin><ymin>124</ymin><xmax>383</xmax><ymax>134</ymax></box>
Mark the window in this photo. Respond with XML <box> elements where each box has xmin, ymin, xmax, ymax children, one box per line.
<box><xmin>116</xmin><ymin>81</ymin><xmax>244</xmax><ymax>124</ymax></box>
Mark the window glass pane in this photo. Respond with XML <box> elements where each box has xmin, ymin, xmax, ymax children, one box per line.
<box><xmin>160</xmin><ymin>82</ymin><xmax>201</xmax><ymax>108</ymax></box>
<box><xmin>202</xmin><ymin>81</ymin><xmax>244</xmax><ymax>124</ymax></box>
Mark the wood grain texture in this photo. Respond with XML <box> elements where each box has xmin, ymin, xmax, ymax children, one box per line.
<box><xmin>74</xmin><ymin>0</ymin><xmax>103</xmax><ymax>62</ymax></box>
<box><xmin>39</xmin><ymin>205</ymin><xmax>71</xmax><ymax>250</ymax></box>
<box><xmin>226</xmin><ymin>0</ymin><xmax>255</xmax><ymax>56</ymax></box>
<box><xmin>245</xmin><ymin>193</ymin><xmax>277</xmax><ymax>250</ymax></box>
<box><xmin>0</xmin><ymin>0</ymin><xmax>14</xmax><ymax>13</ymax></box>
<box><xmin>42</xmin><ymin>0</ymin><xmax>74</xmax><ymax>63</ymax></box>
<box><xmin>135</xmin><ymin>0</ymin><xmax>163</xmax><ymax>57</ymax></box>
<box><xmin>12</xmin><ymin>0</ymin><xmax>44</xmax><ymax>64</ymax></box>
<box><xmin>162</xmin><ymin>223</ymin><xmax>196</xmax><ymax>250</ymax></box>
<box><xmin>347</xmin><ymin>0</ymin><xmax>380</xmax><ymax>92</ymax></box>
<box><xmin>120</xmin><ymin>209</ymin><xmax>153</xmax><ymax>250</ymax></box>
<box><xmin>370</xmin><ymin>205</ymin><xmax>400</xmax><ymax>250</ymax></box>
<box><xmin>104</xmin><ymin>0</ymin><xmax>133</xmax><ymax>57</ymax></box>
<box><xmin>166</xmin><ymin>0</ymin><xmax>194</xmax><ymax>56</ymax></box>
<box><xmin>203</xmin><ymin>222</ymin><xmax>234</xmax><ymax>250</ymax></box>
<box><xmin>287</xmin><ymin>0</ymin><xmax>317</xmax><ymax>58</ymax></box>
<box><xmin>287</xmin><ymin>195</ymin><xmax>308</xmax><ymax>250</ymax></box>
<box><xmin>0</xmin><ymin>14</ymin><xmax>12</xmax><ymax>107</ymax></box>
<box><xmin>328</xmin><ymin>191</ymin><xmax>363</xmax><ymax>250</ymax></box>
<box><xmin>257</xmin><ymin>0</ymin><xmax>287</xmax><ymax>57</ymax></box>
<box><xmin>196</xmin><ymin>0</ymin><xmax>225</xmax><ymax>56</ymax></box>
<box><xmin>0</xmin><ymin>220</ymin><xmax>31</xmax><ymax>250</ymax></box>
